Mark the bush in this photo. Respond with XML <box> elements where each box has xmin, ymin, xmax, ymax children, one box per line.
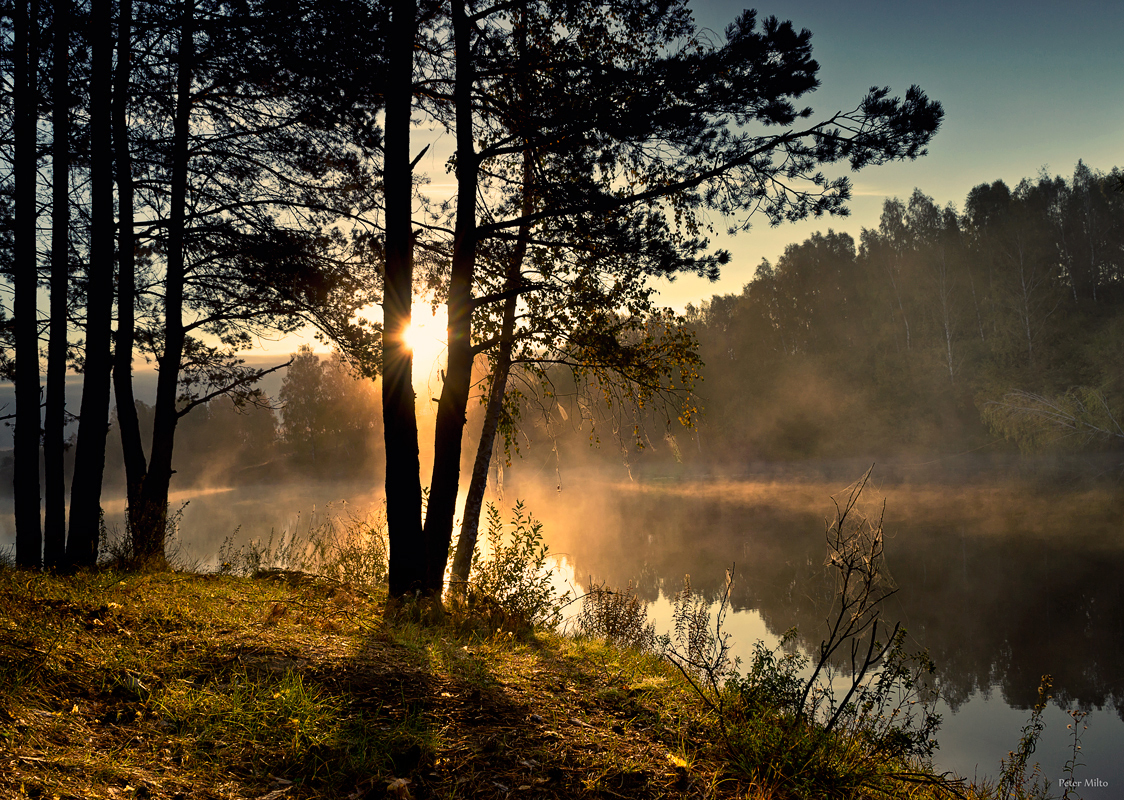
<box><xmin>466</xmin><ymin>500</ymin><xmax>568</xmax><ymax>630</ymax></box>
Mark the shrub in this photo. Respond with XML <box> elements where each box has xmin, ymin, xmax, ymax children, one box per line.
<box><xmin>575</xmin><ymin>578</ymin><xmax>657</xmax><ymax>651</ymax></box>
<box><xmin>467</xmin><ymin>500</ymin><xmax>568</xmax><ymax>630</ymax></box>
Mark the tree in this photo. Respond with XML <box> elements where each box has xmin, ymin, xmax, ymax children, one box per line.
<box><xmin>43</xmin><ymin>0</ymin><xmax>71</xmax><ymax>568</ymax></box>
<box><xmin>113</xmin><ymin>0</ymin><xmax>146</xmax><ymax>559</ymax></box>
<box><xmin>381</xmin><ymin>0</ymin><xmax>427</xmax><ymax>598</ymax></box>
<box><xmin>382</xmin><ymin>1</ymin><xmax>943</xmax><ymax>599</ymax></box>
<box><xmin>965</xmin><ymin>180</ymin><xmax>1060</xmax><ymax>370</ymax></box>
<box><xmin>66</xmin><ymin>0</ymin><xmax>116</xmax><ymax>566</ymax></box>
<box><xmin>13</xmin><ymin>0</ymin><xmax>42</xmax><ymax>568</ymax></box>
<box><xmin>279</xmin><ymin>346</ymin><xmax>381</xmax><ymax>467</ymax></box>
<box><xmin>862</xmin><ymin>198</ymin><xmax>915</xmax><ymax>354</ymax></box>
<box><xmin>279</xmin><ymin>346</ymin><xmax>326</xmax><ymax>462</ymax></box>
<box><xmin>904</xmin><ymin>190</ymin><xmax>965</xmax><ymax>384</ymax></box>
<box><xmin>110</xmin><ymin>0</ymin><xmax>385</xmax><ymax>566</ymax></box>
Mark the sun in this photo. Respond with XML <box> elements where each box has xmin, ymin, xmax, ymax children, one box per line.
<box><xmin>403</xmin><ymin>307</ymin><xmax>447</xmax><ymax>379</ymax></box>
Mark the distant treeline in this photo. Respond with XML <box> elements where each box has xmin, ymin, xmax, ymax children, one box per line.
<box><xmin>98</xmin><ymin>347</ymin><xmax>383</xmax><ymax>489</ymax></box>
<box><xmin>678</xmin><ymin>162</ymin><xmax>1124</xmax><ymax>461</ymax></box>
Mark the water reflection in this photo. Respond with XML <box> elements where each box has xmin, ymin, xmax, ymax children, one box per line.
<box><xmin>516</xmin><ymin>476</ymin><xmax>1124</xmax><ymax>720</ymax></box>
<box><xmin>518</xmin><ymin>472</ymin><xmax>1123</xmax><ymax>788</ymax></box>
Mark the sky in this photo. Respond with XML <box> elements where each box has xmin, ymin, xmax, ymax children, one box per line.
<box><xmin>642</xmin><ymin>0</ymin><xmax>1124</xmax><ymax>308</ymax></box>
<box><xmin>274</xmin><ymin>0</ymin><xmax>1124</xmax><ymax>358</ymax></box>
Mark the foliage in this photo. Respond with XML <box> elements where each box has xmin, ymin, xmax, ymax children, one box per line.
<box><xmin>218</xmin><ymin>504</ymin><xmax>389</xmax><ymax>590</ymax></box>
<box><xmin>467</xmin><ymin>500</ymin><xmax>569</xmax><ymax>630</ymax></box>
<box><xmin>729</xmin><ymin>632</ymin><xmax>807</xmax><ymax>718</ymax></box>
<box><xmin>278</xmin><ymin>346</ymin><xmax>382</xmax><ymax>467</ymax></box>
<box><xmin>673</xmin><ymin>163</ymin><xmax>1124</xmax><ymax>463</ymax></box>
<box><xmin>983</xmin><ymin>387</ymin><xmax>1124</xmax><ymax>453</ymax></box>
<box><xmin>996</xmin><ymin>675</ymin><xmax>1052</xmax><ymax>800</ymax></box>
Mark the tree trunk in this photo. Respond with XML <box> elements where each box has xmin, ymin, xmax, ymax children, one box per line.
<box><xmin>450</xmin><ymin>146</ymin><xmax>534</xmax><ymax>590</ymax></box>
<box><xmin>422</xmin><ymin>0</ymin><xmax>477</xmax><ymax>596</ymax></box>
<box><xmin>448</xmin><ymin>309</ymin><xmax>514</xmax><ymax>590</ymax></box>
<box><xmin>112</xmin><ymin>0</ymin><xmax>148</xmax><ymax>540</ymax></box>
<box><xmin>129</xmin><ymin>0</ymin><xmax>194</xmax><ymax>568</ymax></box>
<box><xmin>43</xmin><ymin>0</ymin><xmax>69</xmax><ymax>569</ymax></box>
<box><xmin>383</xmin><ymin>0</ymin><xmax>426</xmax><ymax>598</ymax></box>
<box><xmin>66</xmin><ymin>0</ymin><xmax>115</xmax><ymax>566</ymax></box>
<box><xmin>13</xmin><ymin>0</ymin><xmax>43</xmax><ymax>569</ymax></box>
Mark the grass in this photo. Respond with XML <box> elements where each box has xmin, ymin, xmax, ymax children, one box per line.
<box><xmin>0</xmin><ymin>568</ymin><xmax>721</xmax><ymax>799</ymax></box>
<box><xmin>1</xmin><ymin>565</ymin><xmax>997</xmax><ymax>800</ymax></box>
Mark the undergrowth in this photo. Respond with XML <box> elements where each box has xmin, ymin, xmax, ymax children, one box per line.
<box><xmin>217</xmin><ymin>502</ymin><xmax>389</xmax><ymax>590</ymax></box>
<box><xmin>465</xmin><ymin>499</ymin><xmax>569</xmax><ymax>630</ymax></box>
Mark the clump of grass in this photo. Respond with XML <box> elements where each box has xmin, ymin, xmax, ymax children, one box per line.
<box><xmin>218</xmin><ymin>502</ymin><xmax>389</xmax><ymax>590</ymax></box>
<box><xmin>100</xmin><ymin>502</ymin><xmax>194</xmax><ymax>570</ymax></box>
<box><xmin>575</xmin><ymin>577</ymin><xmax>657</xmax><ymax>651</ymax></box>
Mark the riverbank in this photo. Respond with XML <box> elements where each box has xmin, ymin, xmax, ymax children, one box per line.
<box><xmin>2</xmin><ymin>568</ymin><xmax>988</xmax><ymax>799</ymax></box>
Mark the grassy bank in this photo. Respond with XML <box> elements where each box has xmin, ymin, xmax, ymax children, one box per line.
<box><xmin>0</xmin><ymin>564</ymin><xmax>993</xmax><ymax>800</ymax></box>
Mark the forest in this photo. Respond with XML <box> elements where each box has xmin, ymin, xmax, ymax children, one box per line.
<box><xmin>2</xmin><ymin>0</ymin><xmax>946</xmax><ymax>590</ymax></box>
<box><xmin>682</xmin><ymin>164</ymin><xmax>1124</xmax><ymax>462</ymax></box>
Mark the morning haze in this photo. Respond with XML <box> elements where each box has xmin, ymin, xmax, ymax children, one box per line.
<box><xmin>3</xmin><ymin>0</ymin><xmax>1121</xmax><ymax>795</ymax></box>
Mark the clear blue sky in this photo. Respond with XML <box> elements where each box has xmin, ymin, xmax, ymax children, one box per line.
<box><xmin>653</xmin><ymin>0</ymin><xmax>1124</xmax><ymax>308</ymax></box>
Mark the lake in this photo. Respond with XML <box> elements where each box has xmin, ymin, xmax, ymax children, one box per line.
<box><xmin>512</xmin><ymin>463</ymin><xmax>1124</xmax><ymax>795</ymax></box>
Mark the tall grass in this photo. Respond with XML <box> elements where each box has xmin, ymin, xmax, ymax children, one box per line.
<box><xmin>217</xmin><ymin>503</ymin><xmax>389</xmax><ymax>590</ymax></box>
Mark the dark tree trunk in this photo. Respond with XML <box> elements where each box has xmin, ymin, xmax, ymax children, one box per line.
<box><xmin>44</xmin><ymin>0</ymin><xmax>69</xmax><ymax>569</ymax></box>
<box><xmin>450</xmin><ymin>147</ymin><xmax>533</xmax><ymax>589</ymax></box>
<box><xmin>448</xmin><ymin>307</ymin><xmax>514</xmax><ymax>588</ymax></box>
<box><xmin>383</xmin><ymin>0</ymin><xmax>426</xmax><ymax>599</ymax></box>
<box><xmin>66</xmin><ymin>0</ymin><xmax>116</xmax><ymax>566</ymax></box>
<box><xmin>113</xmin><ymin>0</ymin><xmax>148</xmax><ymax>539</ymax></box>
<box><xmin>13</xmin><ymin>0</ymin><xmax>42</xmax><ymax>569</ymax></box>
<box><xmin>129</xmin><ymin>0</ymin><xmax>194</xmax><ymax>568</ymax></box>
<box><xmin>422</xmin><ymin>0</ymin><xmax>476</xmax><ymax>596</ymax></box>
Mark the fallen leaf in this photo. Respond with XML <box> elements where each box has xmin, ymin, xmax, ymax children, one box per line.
<box><xmin>387</xmin><ymin>777</ymin><xmax>412</xmax><ymax>799</ymax></box>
